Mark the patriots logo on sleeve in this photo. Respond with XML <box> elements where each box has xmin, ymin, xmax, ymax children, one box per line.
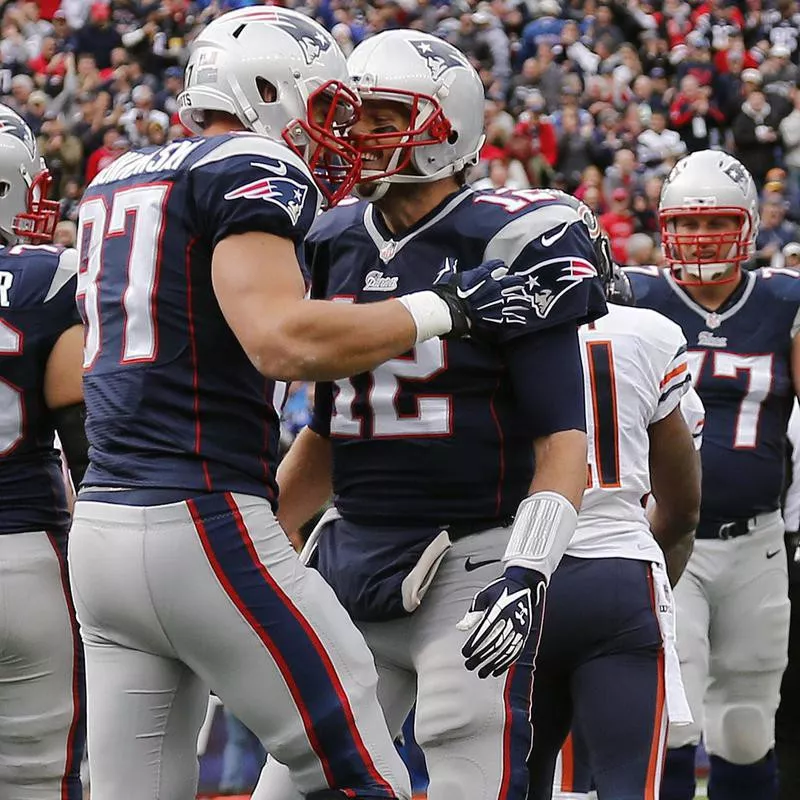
<box><xmin>409</xmin><ymin>39</ymin><xmax>468</xmax><ymax>80</ymax></box>
<box><xmin>518</xmin><ymin>257</ymin><xmax>598</xmax><ymax>319</ymax></box>
<box><xmin>223</xmin><ymin>162</ymin><xmax>309</xmax><ymax>225</ymax></box>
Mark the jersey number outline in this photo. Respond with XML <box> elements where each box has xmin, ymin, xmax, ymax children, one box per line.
<box><xmin>330</xmin><ymin>298</ymin><xmax>451</xmax><ymax>438</ymax></box>
<box><xmin>77</xmin><ymin>184</ymin><xmax>171</xmax><ymax>369</ymax></box>
<box><xmin>686</xmin><ymin>350</ymin><xmax>773</xmax><ymax>449</ymax></box>
<box><xmin>585</xmin><ymin>339</ymin><xmax>621</xmax><ymax>488</ymax></box>
<box><xmin>0</xmin><ymin>319</ymin><xmax>23</xmax><ymax>455</ymax></box>
<box><xmin>473</xmin><ymin>188</ymin><xmax>559</xmax><ymax>214</ymax></box>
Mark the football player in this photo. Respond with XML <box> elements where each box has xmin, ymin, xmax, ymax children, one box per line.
<box><xmin>628</xmin><ymin>150</ymin><xmax>797</xmax><ymax>800</ymax></box>
<box><xmin>69</xmin><ymin>9</ymin><xmax>532</xmax><ymax>800</ymax></box>
<box><xmin>252</xmin><ymin>29</ymin><xmax>608</xmax><ymax>800</ymax></box>
<box><xmin>527</xmin><ymin>265</ymin><xmax>702</xmax><ymax>800</ymax></box>
<box><xmin>0</xmin><ymin>105</ymin><xmax>86</xmax><ymax>799</ymax></box>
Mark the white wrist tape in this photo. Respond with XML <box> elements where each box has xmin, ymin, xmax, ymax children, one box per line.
<box><xmin>503</xmin><ymin>491</ymin><xmax>579</xmax><ymax>581</ymax></box>
<box><xmin>397</xmin><ymin>291</ymin><xmax>453</xmax><ymax>344</ymax></box>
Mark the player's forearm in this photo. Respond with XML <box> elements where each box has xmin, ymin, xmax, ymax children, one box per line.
<box><xmin>657</xmin><ymin>527</ymin><xmax>695</xmax><ymax>587</ymax></box>
<box><xmin>262</xmin><ymin>298</ymin><xmax>419</xmax><ymax>381</ymax></box>
<box><xmin>276</xmin><ymin>426</ymin><xmax>332</xmax><ymax>542</ymax></box>
<box><xmin>529</xmin><ymin>429</ymin><xmax>588</xmax><ymax>512</ymax></box>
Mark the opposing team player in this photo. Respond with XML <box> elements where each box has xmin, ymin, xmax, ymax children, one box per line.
<box><xmin>69</xmin><ymin>10</ymin><xmax>532</xmax><ymax>800</ymax></box>
<box><xmin>0</xmin><ymin>105</ymin><xmax>86</xmax><ymax>799</ymax></box>
<box><xmin>628</xmin><ymin>150</ymin><xmax>797</xmax><ymax>800</ymax></box>
<box><xmin>253</xmin><ymin>29</ymin><xmax>608</xmax><ymax>800</ymax></box>
<box><xmin>527</xmin><ymin>266</ymin><xmax>702</xmax><ymax>800</ymax></box>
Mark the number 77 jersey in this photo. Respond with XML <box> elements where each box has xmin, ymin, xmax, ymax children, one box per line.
<box><xmin>627</xmin><ymin>265</ymin><xmax>800</xmax><ymax>523</ymax></box>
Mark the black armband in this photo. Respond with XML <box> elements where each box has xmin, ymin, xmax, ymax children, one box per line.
<box><xmin>52</xmin><ymin>402</ymin><xmax>89</xmax><ymax>489</ymax></box>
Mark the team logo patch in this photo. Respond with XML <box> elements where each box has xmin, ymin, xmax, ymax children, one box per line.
<box><xmin>517</xmin><ymin>256</ymin><xmax>597</xmax><ymax>319</ymax></box>
<box><xmin>409</xmin><ymin>39</ymin><xmax>466</xmax><ymax>80</ymax></box>
<box><xmin>224</xmin><ymin>162</ymin><xmax>308</xmax><ymax>226</ymax></box>
<box><xmin>233</xmin><ymin>10</ymin><xmax>331</xmax><ymax>65</ymax></box>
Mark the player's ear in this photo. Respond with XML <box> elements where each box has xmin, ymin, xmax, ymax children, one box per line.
<box><xmin>256</xmin><ymin>77</ymin><xmax>277</xmax><ymax>104</ymax></box>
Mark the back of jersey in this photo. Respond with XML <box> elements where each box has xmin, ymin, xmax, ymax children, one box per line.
<box><xmin>0</xmin><ymin>245</ymin><xmax>80</xmax><ymax>535</ymax></box>
<box><xmin>571</xmin><ymin>304</ymin><xmax>691</xmax><ymax>560</ymax></box>
<box><xmin>76</xmin><ymin>134</ymin><xmax>321</xmax><ymax>504</ymax></box>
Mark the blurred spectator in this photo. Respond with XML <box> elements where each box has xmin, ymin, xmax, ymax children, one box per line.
<box><xmin>555</xmin><ymin>106</ymin><xmax>596</xmax><ymax>186</ymax></box>
<box><xmin>70</xmin><ymin>3</ymin><xmax>123</xmax><ymax>71</ymax></box>
<box><xmin>603</xmin><ymin>147</ymin><xmax>645</xmax><ymax>199</ymax></box>
<box><xmin>755</xmin><ymin>196</ymin><xmax>800</xmax><ymax>266</ymax></box>
<box><xmin>59</xmin><ymin>178</ymin><xmax>82</xmax><ymax>223</ymax></box>
<box><xmin>472</xmin><ymin>157</ymin><xmax>529</xmax><ymax>190</ymax></box>
<box><xmin>37</xmin><ymin>115</ymin><xmax>82</xmax><ymax>196</ymax></box>
<box><xmin>85</xmin><ymin>126</ymin><xmax>128</xmax><ymax>184</ymax></box>
<box><xmin>780</xmin><ymin>87</ymin><xmax>800</xmax><ymax>191</ymax></box>
<box><xmin>600</xmin><ymin>187</ymin><xmax>636</xmax><ymax>265</ymax></box>
<box><xmin>762</xmin><ymin>167</ymin><xmax>800</xmax><ymax>221</ymax></box>
<box><xmin>625</xmin><ymin>232</ymin><xmax>658</xmax><ymax>266</ymax></box>
<box><xmin>54</xmin><ymin>220</ymin><xmax>77</xmax><ymax>247</ymax></box>
<box><xmin>669</xmin><ymin>74</ymin><xmax>725</xmax><ymax>152</ymax></box>
<box><xmin>638</xmin><ymin>110</ymin><xmax>687</xmax><ymax>171</ymax></box>
<box><xmin>782</xmin><ymin>242</ymin><xmax>800</xmax><ymax>270</ymax></box>
<box><xmin>732</xmin><ymin>89</ymin><xmax>782</xmax><ymax>187</ymax></box>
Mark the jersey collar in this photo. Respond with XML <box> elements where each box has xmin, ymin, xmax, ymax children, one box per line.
<box><xmin>665</xmin><ymin>269</ymin><xmax>756</xmax><ymax>329</ymax></box>
<box><xmin>364</xmin><ymin>187</ymin><xmax>474</xmax><ymax>264</ymax></box>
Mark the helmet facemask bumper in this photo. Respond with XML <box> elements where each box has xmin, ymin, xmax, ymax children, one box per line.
<box><xmin>11</xmin><ymin>169</ymin><xmax>58</xmax><ymax>243</ymax></box>
<box><xmin>282</xmin><ymin>79</ymin><xmax>363</xmax><ymax>207</ymax></box>
<box><xmin>660</xmin><ymin>206</ymin><xmax>753</xmax><ymax>286</ymax></box>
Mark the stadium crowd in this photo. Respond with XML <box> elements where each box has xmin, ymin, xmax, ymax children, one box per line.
<box><xmin>5</xmin><ymin>0</ymin><xmax>800</xmax><ymax>269</ymax></box>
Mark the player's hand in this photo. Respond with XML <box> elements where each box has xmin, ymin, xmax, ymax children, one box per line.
<box><xmin>456</xmin><ymin>566</ymin><xmax>546</xmax><ymax>679</ymax></box>
<box><xmin>431</xmin><ymin>258</ymin><xmax>530</xmax><ymax>339</ymax></box>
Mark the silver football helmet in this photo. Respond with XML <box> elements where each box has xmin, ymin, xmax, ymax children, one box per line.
<box><xmin>0</xmin><ymin>104</ymin><xmax>57</xmax><ymax>245</ymax></box>
<box><xmin>346</xmin><ymin>30</ymin><xmax>486</xmax><ymax>201</ymax></box>
<box><xmin>177</xmin><ymin>7</ymin><xmax>361</xmax><ymax>205</ymax></box>
<box><xmin>659</xmin><ymin>150</ymin><xmax>760</xmax><ymax>284</ymax></box>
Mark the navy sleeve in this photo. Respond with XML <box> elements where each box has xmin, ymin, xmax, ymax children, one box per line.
<box><xmin>43</xmin><ymin>249</ymin><xmax>82</xmax><ymax>333</ymax></box>
<box><xmin>309</xmin><ymin>381</ymin><xmax>333</xmax><ymax>438</ymax></box>
<box><xmin>504</xmin><ymin>321</ymin><xmax>586</xmax><ymax>439</ymax></box>
<box><xmin>485</xmin><ymin>212</ymin><xmax>608</xmax><ymax>344</ymax></box>
<box><xmin>190</xmin><ymin>138</ymin><xmax>321</xmax><ymax>249</ymax></box>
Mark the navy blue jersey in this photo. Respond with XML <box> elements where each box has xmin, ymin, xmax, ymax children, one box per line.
<box><xmin>309</xmin><ymin>187</ymin><xmax>608</xmax><ymax>525</ymax></box>
<box><xmin>0</xmin><ymin>244</ymin><xmax>81</xmax><ymax>534</ymax></box>
<box><xmin>628</xmin><ymin>266</ymin><xmax>800</xmax><ymax>522</ymax></box>
<box><xmin>77</xmin><ymin>133</ymin><xmax>321</xmax><ymax>505</ymax></box>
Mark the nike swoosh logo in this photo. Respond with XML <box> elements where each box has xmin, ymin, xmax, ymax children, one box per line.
<box><xmin>541</xmin><ymin>222</ymin><xmax>570</xmax><ymax>247</ymax></box>
<box><xmin>464</xmin><ymin>557</ymin><xmax>501</xmax><ymax>572</ymax></box>
<box><xmin>456</xmin><ymin>281</ymin><xmax>485</xmax><ymax>299</ymax></box>
<box><xmin>766</xmin><ymin>549</ymin><xmax>782</xmax><ymax>559</ymax></box>
<box><xmin>252</xmin><ymin>159</ymin><xmax>288</xmax><ymax>176</ymax></box>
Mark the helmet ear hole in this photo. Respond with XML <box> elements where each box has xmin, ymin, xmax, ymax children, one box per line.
<box><xmin>256</xmin><ymin>77</ymin><xmax>278</xmax><ymax>104</ymax></box>
<box><xmin>0</xmin><ymin>182</ymin><xmax>10</xmax><ymax>199</ymax></box>
<box><xmin>447</xmin><ymin>130</ymin><xmax>459</xmax><ymax>145</ymax></box>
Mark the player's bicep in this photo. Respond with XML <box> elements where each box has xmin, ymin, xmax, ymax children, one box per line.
<box><xmin>44</xmin><ymin>324</ymin><xmax>84</xmax><ymax>410</ymax></box>
<box><xmin>212</xmin><ymin>231</ymin><xmax>306</xmax><ymax>369</ymax></box>
<box><xmin>648</xmin><ymin>405</ymin><xmax>701</xmax><ymax>521</ymax></box>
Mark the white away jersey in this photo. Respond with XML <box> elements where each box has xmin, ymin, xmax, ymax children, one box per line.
<box><xmin>569</xmin><ymin>304</ymin><xmax>692</xmax><ymax>561</ymax></box>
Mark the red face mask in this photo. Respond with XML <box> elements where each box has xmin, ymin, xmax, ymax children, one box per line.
<box><xmin>282</xmin><ymin>79</ymin><xmax>363</xmax><ymax>207</ymax></box>
<box><xmin>12</xmin><ymin>169</ymin><xmax>59</xmax><ymax>243</ymax></box>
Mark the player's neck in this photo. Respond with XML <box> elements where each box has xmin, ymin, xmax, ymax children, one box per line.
<box><xmin>682</xmin><ymin>271</ymin><xmax>744</xmax><ymax>311</ymax></box>
<box><xmin>376</xmin><ymin>178</ymin><xmax>462</xmax><ymax>235</ymax></box>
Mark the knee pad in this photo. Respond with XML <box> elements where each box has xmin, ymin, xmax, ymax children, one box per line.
<box><xmin>711</xmin><ymin>704</ymin><xmax>774</xmax><ymax>764</ymax></box>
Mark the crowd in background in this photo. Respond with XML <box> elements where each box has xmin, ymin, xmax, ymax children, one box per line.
<box><xmin>6</xmin><ymin>0</ymin><xmax>800</xmax><ymax>268</ymax></box>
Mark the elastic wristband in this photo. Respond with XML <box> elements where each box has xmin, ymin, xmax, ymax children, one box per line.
<box><xmin>397</xmin><ymin>291</ymin><xmax>452</xmax><ymax>344</ymax></box>
<box><xmin>503</xmin><ymin>491</ymin><xmax>578</xmax><ymax>581</ymax></box>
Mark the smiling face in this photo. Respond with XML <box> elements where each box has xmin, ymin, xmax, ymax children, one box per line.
<box><xmin>349</xmin><ymin>98</ymin><xmax>413</xmax><ymax>178</ymax></box>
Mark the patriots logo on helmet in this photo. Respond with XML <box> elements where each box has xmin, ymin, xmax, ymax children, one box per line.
<box><xmin>517</xmin><ymin>256</ymin><xmax>598</xmax><ymax>319</ymax></box>
<box><xmin>409</xmin><ymin>39</ymin><xmax>467</xmax><ymax>81</ymax></box>
<box><xmin>224</xmin><ymin>162</ymin><xmax>309</xmax><ymax>225</ymax></box>
<box><xmin>0</xmin><ymin>112</ymin><xmax>37</xmax><ymax>159</ymax></box>
<box><xmin>234</xmin><ymin>10</ymin><xmax>331</xmax><ymax>65</ymax></box>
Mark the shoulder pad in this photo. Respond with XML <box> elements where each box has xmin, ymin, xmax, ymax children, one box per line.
<box><xmin>307</xmin><ymin>197</ymin><xmax>368</xmax><ymax>245</ymax></box>
<box><xmin>755</xmin><ymin>266</ymin><xmax>800</xmax><ymax>302</ymax></box>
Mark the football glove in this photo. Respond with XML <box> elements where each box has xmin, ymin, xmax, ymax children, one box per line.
<box><xmin>431</xmin><ymin>258</ymin><xmax>530</xmax><ymax>339</ymax></box>
<box><xmin>456</xmin><ymin>565</ymin><xmax>547</xmax><ymax>679</ymax></box>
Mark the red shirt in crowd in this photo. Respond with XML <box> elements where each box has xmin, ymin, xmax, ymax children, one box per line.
<box><xmin>85</xmin><ymin>147</ymin><xmax>122</xmax><ymax>184</ymax></box>
<box><xmin>599</xmin><ymin>211</ymin><xmax>635</xmax><ymax>264</ymax></box>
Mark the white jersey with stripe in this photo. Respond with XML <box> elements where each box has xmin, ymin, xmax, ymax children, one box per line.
<box><xmin>569</xmin><ymin>304</ymin><xmax>693</xmax><ymax>561</ymax></box>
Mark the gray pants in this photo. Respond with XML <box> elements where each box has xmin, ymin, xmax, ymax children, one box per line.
<box><xmin>68</xmin><ymin>492</ymin><xmax>410</xmax><ymax>800</ymax></box>
<box><xmin>0</xmin><ymin>530</ymin><xmax>84</xmax><ymax>799</ymax></box>
<box><xmin>254</xmin><ymin>525</ymin><xmax>534</xmax><ymax>800</ymax></box>
<box><xmin>667</xmin><ymin>510</ymin><xmax>790</xmax><ymax>764</ymax></box>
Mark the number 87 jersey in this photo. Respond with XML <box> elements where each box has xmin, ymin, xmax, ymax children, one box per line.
<box><xmin>627</xmin><ymin>265</ymin><xmax>800</xmax><ymax>524</ymax></box>
<box><xmin>76</xmin><ymin>133</ymin><xmax>321</xmax><ymax>502</ymax></box>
